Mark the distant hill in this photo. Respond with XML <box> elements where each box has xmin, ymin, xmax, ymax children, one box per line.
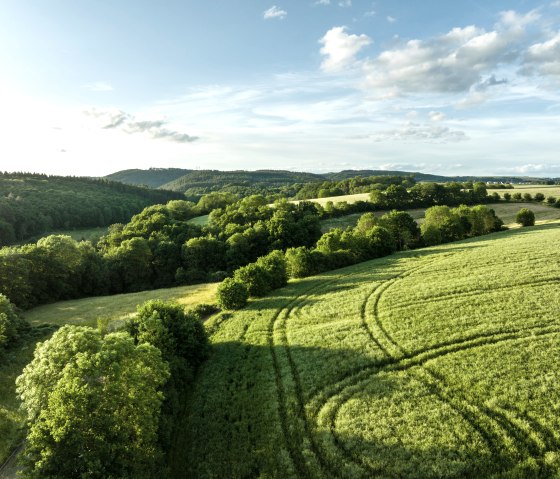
<box><xmin>105</xmin><ymin>167</ymin><xmax>557</xmax><ymax>196</ymax></box>
<box><xmin>0</xmin><ymin>173</ymin><xmax>183</xmax><ymax>246</ymax></box>
<box><xmin>105</xmin><ymin>168</ymin><xmax>191</xmax><ymax>188</ymax></box>
<box><xmin>159</xmin><ymin>169</ymin><xmax>326</xmax><ymax>197</ymax></box>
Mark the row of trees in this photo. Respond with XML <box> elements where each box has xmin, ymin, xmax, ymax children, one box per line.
<box><xmin>16</xmin><ymin>300</ymin><xmax>209</xmax><ymax>478</ymax></box>
<box><xmin>217</xmin><ymin>205</ymin><xmax>504</xmax><ymax>308</ymax></box>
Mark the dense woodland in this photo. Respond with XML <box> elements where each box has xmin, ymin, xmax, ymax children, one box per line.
<box><xmin>0</xmin><ymin>173</ymin><xmax>183</xmax><ymax>246</ymax></box>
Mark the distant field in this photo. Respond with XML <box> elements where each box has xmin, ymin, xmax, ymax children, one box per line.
<box><xmin>180</xmin><ymin>222</ymin><xmax>560</xmax><ymax>477</ymax></box>
<box><xmin>0</xmin><ymin>282</ymin><xmax>218</xmax><ymax>471</ymax></box>
<box><xmin>22</xmin><ymin>282</ymin><xmax>219</xmax><ymax>328</ymax></box>
<box><xmin>488</xmin><ymin>185</ymin><xmax>560</xmax><ymax>198</ymax></box>
<box><xmin>292</xmin><ymin>193</ymin><xmax>371</xmax><ymax>206</ymax></box>
<box><xmin>320</xmin><ymin>202</ymin><xmax>560</xmax><ymax>232</ymax></box>
<box><xmin>188</xmin><ymin>215</ymin><xmax>210</xmax><ymax>226</ymax></box>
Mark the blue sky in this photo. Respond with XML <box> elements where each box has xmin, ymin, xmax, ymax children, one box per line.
<box><xmin>1</xmin><ymin>1</ymin><xmax>560</xmax><ymax>177</ymax></box>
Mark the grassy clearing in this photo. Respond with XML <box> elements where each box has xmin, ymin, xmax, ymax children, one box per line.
<box><xmin>292</xmin><ymin>193</ymin><xmax>371</xmax><ymax>206</ymax></box>
<box><xmin>320</xmin><ymin>202</ymin><xmax>560</xmax><ymax>233</ymax></box>
<box><xmin>0</xmin><ymin>282</ymin><xmax>217</xmax><ymax>471</ymax></box>
<box><xmin>179</xmin><ymin>222</ymin><xmax>560</xmax><ymax>477</ymax></box>
<box><xmin>488</xmin><ymin>185</ymin><xmax>560</xmax><ymax>198</ymax></box>
<box><xmin>187</xmin><ymin>215</ymin><xmax>210</xmax><ymax>226</ymax></box>
<box><xmin>22</xmin><ymin>282</ymin><xmax>218</xmax><ymax>328</ymax></box>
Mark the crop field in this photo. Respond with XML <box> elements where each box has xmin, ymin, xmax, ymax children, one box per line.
<box><xmin>179</xmin><ymin>223</ymin><xmax>560</xmax><ymax>478</ymax></box>
<box><xmin>292</xmin><ymin>193</ymin><xmax>371</xmax><ymax>206</ymax></box>
<box><xmin>488</xmin><ymin>185</ymin><xmax>560</xmax><ymax>198</ymax></box>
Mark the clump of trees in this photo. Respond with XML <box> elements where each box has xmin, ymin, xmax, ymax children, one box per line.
<box><xmin>0</xmin><ymin>294</ymin><xmax>28</xmax><ymax>351</ymax></box>
<box><xmin>516</xmin><ymin>208</ymin><xmax>535</xmax><ymax>227</ymax></box>
<box><xmin>16</xmin><ymin>300</ymin><xmax>210</xmax><ymax>478</ymax></box>
<box><xmin>421</xmin><ymin>205</ymin><xmax>503</xmax><ymax>246</ymax></box>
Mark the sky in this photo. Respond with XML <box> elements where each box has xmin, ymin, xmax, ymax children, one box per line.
<box><xmin>1</xmin><ymin>1</ymin><xmax>560</xmax><ymax>177</ymax></box>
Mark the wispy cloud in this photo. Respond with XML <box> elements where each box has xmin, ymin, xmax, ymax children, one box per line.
<box><xmin>84</xmin><ymin>108</ymin><xmax>199</xmax><ymax>143</ymax></box>
<box><xmin>263</xmin><ymin>5</ymin><xmax>287</xmax><ymax>20</ymax></box>
<box><xmin>338</xmin><ymin>0</ymin><xmax>351</xmax><ymax>7</ymax></box>
<box><xmin>82</xmin><ymin>81</ymin><xmax>114</xmax><ymax>92</ymax></box>
<box><xmin>320</xmin><ymin>26</ymin><xmax>372</xmax><ymax>72</ymax></box>
<box><xmin>315</xmin><ymin>0</ymin><xmax>330</xmax><ymax>4</ymax></box>
<box><xmin>387</xmin><ymin>16</ymin><xmax>396</xmax><ymax>23</ymax></box>
<box><xmin>373</xmin><ymin>123</ymin><xmax>468</xmax><ymax>143</ymax></box>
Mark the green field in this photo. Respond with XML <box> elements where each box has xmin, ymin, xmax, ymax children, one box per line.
<box><xmin>488</xmin><ymin>185</ymin><xmax>560</xmax><ymax>198</ymax></box>
<box><xmin>320</xmin><ymin>202</ymin><xmax>560</xmax><ymax>232</ymax></box>
<box><xmin>187</xmin><ymin>215</ymin><xmax>210</xmax><ymax>226</ymax></box>
<box><xmin>179</xmin><ymin>223</ymin><xmax>560</xmax><ymax>477</ymax></box>
<box><xmin>0</xmin><ymin>282</ymin><xmax>218</xmax><ymax>473</ymax></box>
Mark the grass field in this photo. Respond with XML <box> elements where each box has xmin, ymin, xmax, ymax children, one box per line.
<box><xmin>178</xmin><ymin>222</ymin><xmax>560</xmax><ymax>477</ymax></box>
<box><xmin>187</xmin><ymin>215</ymin><xmax>210</xmax><ymax>226</ymax></box>
<box><xmin>488</xmin><ymin>185</ymin><xmax>560</xmax><ymax>198</ymax></box>
<box><xmin>0</xmin><ymin>282</ymin><xmax>218</xmax><ymax>472</ymax></box>
<box><xmin>320</xmin><ymin>202</ymin><xmax>560</xmax><ymax>232</ymax></box>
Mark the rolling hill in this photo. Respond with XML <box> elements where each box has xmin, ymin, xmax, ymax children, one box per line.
<box><xmin>104</xmin><ymin>168</ymin><xmax>191</xmax><ymax>188</ymax></box>
<box><xmin>175</xmin><ymin>223</ymin><xmax>560</xmax><ymax>477</ymax></box>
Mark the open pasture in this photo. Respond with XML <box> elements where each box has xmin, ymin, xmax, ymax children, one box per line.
<box><xmin>22</xmin><ymin>282</ymin><xmax>218</xmax><ymax>328</ymax></box>
<box><xmin>488</xmin><ymin>185</ymin><xmax>560</xmax><ymax>198</ymax></box>
<box><xmin>181</xmin><ymin>223</ymin><xmax>560</xmax><ymax>478</ymax></box>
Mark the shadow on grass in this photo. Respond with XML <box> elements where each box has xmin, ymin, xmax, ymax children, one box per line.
<box><xmin>170</xmin><ymin>339</ymin><xmax>550</xmax><ymax>479</ymax></box>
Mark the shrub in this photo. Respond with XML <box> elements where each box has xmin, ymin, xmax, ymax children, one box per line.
<box><xmin>523</xmin><ymin>193</ymin><xmax>533</xmax><ymax>201</ymax></box>
<box><xmin>503</xmin><ymin>192</ymin><xmax>511</xmax><ymax>201</ymax></box>
<box><xmin>516</xmin><ymin>208</ymin><xmax>535</xmax><ymax>227</ymax></box>
<box><xmin>256</xmin><ymin>250</ymin><xmax>288</xmax><ymax>290</ymax></box>
<box><xmin>217</xmin><ymin>278</ymin><xmax>249</xmax><ymax>310</ymax></box>
<box><xmin>513</xmin><ymin>192</ymin><xmax>522</xmax><ymax>200</ymax></box>
<box><xmin>534</xmin><ymin>193</ymin><xmax>545</xmax><ymax>202</ymax></box>
<box><xmin>234</xmin><ymin>263</ymin><xmax>272</xmax><ymax>297</ymax></box>
<box><xmin>547</xmin><ymin>196</ymin><xmax>556</xmax><ymax>205</ymax></box>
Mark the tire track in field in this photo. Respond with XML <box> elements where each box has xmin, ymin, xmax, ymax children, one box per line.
<box><xmin>361</xmin><ymin>257</ymin><xmax>558</xmax><ymax>460</ymax></box>
<box><xmin>267</xmin><ymin>272</ymin><xmax>359</xmax><ymax>478</ymax></box>
<box><xmin>387</xmin><ymin>276</ymin><xmax>560</xmax><ymax>311</ymax></box>
<box><xmin>311</xmin><ymin>327</ymin><xmax>560</xmax><ymax>476</ymax></box>
<box><xmin>309</xmin><ymin>252</ymin><xmax>559</xmax><ymax>475</ymax></box>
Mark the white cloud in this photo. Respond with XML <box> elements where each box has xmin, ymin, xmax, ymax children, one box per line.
<box><xmin>508</xmin><ymin>163</ymin><xmax>560</xmax><ymax>174</ymax></box>
<box><xmin>319</xmin><ymin>26</ymin><xmax>372</xmax><ymax>72</ymax></box>
<box><xmin>263</xmin><ymin>5</ymin><xmax>287</xmax><ymax>20</ymax></box>
<box><xmin>363</xmin><ymin>17</ymin><xmax>530</xmax><ymax>96</ymax></box>
<box><xmin>373</xmin><ymin>122</ymin><xmax>468</xmax><ymax>142</ymax></box>
<box><xmin>82</xmin><ymin>81</ymin><xmax>114</xmax><ymax>92</ymax></box>
<box><xmin>387</xmin><ymin>16</ymin><xmax>396</xmax><ymax>23</ymax></box>
<box><xmin>429</xmin><ymin>111</ymin><xmax>446</xmax><ymax>121</ymax></box>
<box><xmin>522</xmin><ymin>32</ymin><xmax>560</xmax><ymax>77</ymax></box>
<box><xmin>338</xmin><ymin>0</ymin><xmax>351</xmax><ymax>7</ymax></box>
<box><xmin>315</xmin><ymin>0</ymin><xmax>330</xmax><ymax>4</ymax></box>
<box><xmin>364</xmin><ymin>10</ymin><xmax>376</xmax><ymax>17</ymax></box>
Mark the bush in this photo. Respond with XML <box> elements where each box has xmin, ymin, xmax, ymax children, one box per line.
<box><xmin>234</xmin><ymin>263</ymin><xmax>272</xmax><ymax>297</ymax></box>
<box><xmin>547</xmin><ymin>196</ymin><xmax>556</xmax><ymax>205</ymax></box>
<box><xmin>535</xmin><ymin>193</ymin><xmax>545</xmax><ymax>202</ymax></box>
<box><xmin>0</xmin><ymin>294</ymin><xmax>28</xmax><ymax>350</ymax></box>
<box><xmin>217</xmin><ymin>278</ymin><xmax>249</xmax><ymax>310</ymax></box>
<box><xmin>503</xmin><ymin>192</ymin><xmax>511</xmax><ymax>201</ymax></box>
<box><xmin>516</xmin><ymin>208</ymin><xmax>535</xmax><ymax>227</ymax></box>
<box><xmin>523</xmin><ymin>193</ymin><xmax>533</xmax><ymax>201</ymax></box>
<box><xmin>256</xmin><ymin>250</ymin><xmax>288</xmax><ymax>290</ymax></box>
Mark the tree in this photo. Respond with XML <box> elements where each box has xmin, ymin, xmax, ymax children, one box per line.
<box><xmin>217</xmin><ymin>278</ymin><xmax>249</xmax><ymax>309</ymax></box>
<box><xmin>516</xmin><ymin>208</ymin><xmax>535</xmax><ymax>227</ymax></box>
<box><xmin>534</xmin><ymin>192</ymin><xmax>545</xmax><ymax>202</ymax></box>
<box><xmin>16</xmin><ymin>327</ymin><xmax>168</xmax><ymax>479</ymax></box>
<box><xmin>379</xmin><ymin>210</ymin><xmax>419</xmax><ymax>250</ymax></box>
<box><xmin>0</xmin><ymin>294</ymin><xmax>28</xmax><ymax>350</ymax></box>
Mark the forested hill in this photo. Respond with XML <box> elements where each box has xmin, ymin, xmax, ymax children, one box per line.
<box><xmin>158</xmin><ymin>169</ymin><xmax>325</xmax><ymax>196</ymax></box>
<box><xmin>325</xmin><ymin>169</ymin><xmax>555</xmax><ymax>183</ymax></box>
<box><xmin>0</xmin><ymin>173</ymin><xmax>183</xmax><ymax>246</ymax></box>
<box><xmin>105</xmin><ymin>168</ymin><xmax>190</xmax><ymax>188</ymax></box>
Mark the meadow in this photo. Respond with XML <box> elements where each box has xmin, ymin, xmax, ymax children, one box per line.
<box><xmin>179</xmin><ymin>223</ymin><xmax>560</xmax><ymax>478</ymax></box>
<box><xmin>487</xmin><ymin>184</ymin><xmax>560</xmax><ymax>198</ymax></box>
<box><xmin>0</xmin><ymin>282</ymin><xmax>218</xmax><ymax>474</ymax></box>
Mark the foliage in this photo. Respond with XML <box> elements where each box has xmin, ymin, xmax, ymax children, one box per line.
<box><xmin>217</xmin><ymin>278</ymin><xmax>249</xmax><ymax>310</ymax></box>
<box><xmin>16</xmin><ymin>326</ymin><xmax>169</xmax><ymax>479</ymax></box>
<box><xmin>0</xmin><ymin>173</ymin><xmax>182</xmax><ymax>246</ymax></box>
<box><xmin>516</xmin><ymin>208</ymin><xmax>535</xmax><ymax>226</ymax></box>
<box><xmin>0</xmin><ymin>294</ymin><xmax>28</xmax><ymax>351</ymax></box>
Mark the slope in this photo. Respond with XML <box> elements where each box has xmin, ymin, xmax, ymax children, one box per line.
<box><xmin>105</xmin><ymin>168</ymin><xmax>191</xmax><ymax>188</ymax></box>
<box><xmin>178</xmin><ymin>223</ymin><xmax>560</xmax><ymax>478</ymax></box>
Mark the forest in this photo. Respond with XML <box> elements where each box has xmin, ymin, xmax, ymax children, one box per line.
<box><xmin>0</xmin><ymin>173</ymin><xmax>183</xmax><ymax>246</ymax></box>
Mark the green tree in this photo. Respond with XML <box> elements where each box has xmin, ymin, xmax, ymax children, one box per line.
<box><xmin>217</xmin><ymin>278</ymin><xmax>249</xmax><ymax>309</ymax></box>
<box><xmin>16</xmin><ymin>327</ymin><xmax>168</xmax><ymax>479</ymax></box>
<box><xmin>516</xmin><ymin>208</ymin><xmax>535</xmax><ymax>227</ymax></box>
